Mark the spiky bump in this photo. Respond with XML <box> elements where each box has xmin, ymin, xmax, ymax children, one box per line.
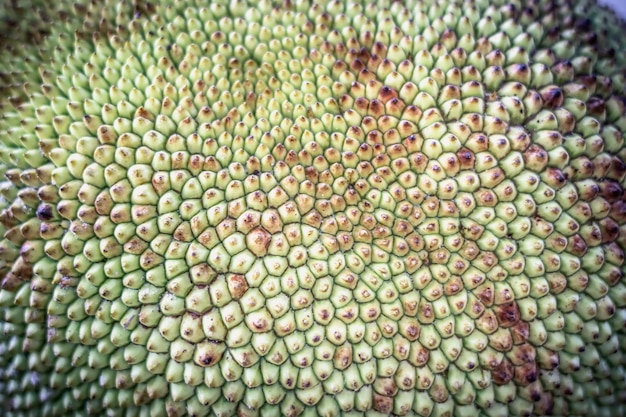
<box><xmin>1</xmin><ymin>0</ymin><xmax>626</xmax><ymax>417</ymax></box>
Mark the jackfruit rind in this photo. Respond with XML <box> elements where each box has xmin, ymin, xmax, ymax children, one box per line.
<box><xmin>1</xmin><ymin>0</ymin><xmax>626</xmax><ymax>416</ymax></box>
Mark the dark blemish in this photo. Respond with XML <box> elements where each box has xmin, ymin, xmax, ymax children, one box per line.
<box><xmin>36</xmin><ymin>205</ymin><xmax>53</xmax><ymax>221</ymax></box>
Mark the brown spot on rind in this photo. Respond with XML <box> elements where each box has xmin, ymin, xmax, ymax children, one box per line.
<box><xmin>610</xmin><ymin>200</ymin><xmax>626</xmax><ymax>223</ymax></box>
<box><xmin>514</xmin><ymin>362</ymin><xmax>538</xmax><ymax>385</ymax></box>
<box><xmin>333</xmin><ymin>344</ymin><xmax>352</xmax><ymax>370</ymax></box>
<box><xmin>372</xmin><ymin>41</ymin><xmax>387</xmax><ymax>58</ymax></box>
<box><xmin>523</xmin><ymin>144</ymin><xmax>548</xmax><ymax>171</ymax></box>
<box><xmin>429</xmin><ymin>381</ymin><xmax>449</xmax><ymax>403</ymax></box>
<box><xmin>534</xmin><ymin>392</ymin><xmax>555</xmax><ymax>416</ymax></box>
<box><xmin>510</xmin><ymin>321</ymin><xmax>530</xmax><ymax>344</ymax></box>
<box><xmin>511</xmin><ymin>343</ymin><xmax>536</xmax><ymax>365</ymax></box>
<box><xmin>475</xmin><ymin>283</ymin><xmax>494</xmax><ymax>306</ymax></box>
<box><xmin>368</xmin><ymin>99</ymin><xmax>384</xmax><ymax>117</ymax></box>
<box><xmin>492</xmin><ymin>358</ymin><xmax>514</xmax><ymax>385</ymax></box>
<box><xmin>540</xmin><ymin>86</ymin><xmax>564</xmax><ymax>109</ymax></box>
<box><xmin>378</xmin><ymin>85</ymin><xmax>397</xmax><ymax>103</ymax></box>
<box><xmin>495</xmin><ymin>302</ymin><xmax>521</xmax><ymax>328</ymax></box>
<box><xmin>200</xmin><ymin>353</ymin><xmax>215</xmax><ymax>366</ymax></box>
<box><xmin>599</xmin><ymin>218</ymin><xmax>620</xmax><ymax>243</ymax></box>
<box><xmin>542</xmin><ymin>168</ymin><xmax>567</xmax><ymax>189</ymax></box>
<box><xmin>35</xmin><ymin>204</ymin><xmax>53</xmax><ymax>221</ymax></box>
<box><xmin>474</xmin><ymin>189</ymin><xmax>498</xmax><ymax>207</ymax></box>
<box><xmin>403</xmin><ymin>322</ymin><xmax>420</xmax><ymax>341</ymax></box>
<box><xmin>600</xmin><ymin>181</ymin><xmax>624</xmax><ymax>202</ymax></box>
<box><xmin>246</xmin><ymin>227</ymin><xmax>271</xmax><ymax>257</ymax></box>
<box><xmin>586</xmin><ymin>97</ymin><xmax>606</xmax><ymax>118</ymax></box>
<box><xmin>1</xmin><ymin>272</ymin><xmax>22</xmax><ymax>291</ymax></box>
<box><xmin>227</xmin><ymin>274</ymin><xmax>248</xmax><ymax>299</ymax></box>
<box><xmin>444</xmin><ymin>276</ymin><xmax>463</xmax><ymax>295</ymax></box>
<box><xmin>373</xmin><ymin>394</ymin><xmax>393</xmax><ymax>414</ymax></box>
<box><xmin>607</xmin><ymin>156</ymin><xmax>626</xmax><ymax>181</ymax></box>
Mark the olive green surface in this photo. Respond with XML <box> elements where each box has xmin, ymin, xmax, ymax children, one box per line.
<box><xmin>1</xmin><ymin>1</ymin><xmax>626</xmax><ymax>416</ymax></box>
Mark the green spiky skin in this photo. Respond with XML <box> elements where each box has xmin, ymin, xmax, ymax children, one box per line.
<box><xmin>1</xmin><ymin>0</ymin><xmax>626</xmax><ymax>416</ymax></box>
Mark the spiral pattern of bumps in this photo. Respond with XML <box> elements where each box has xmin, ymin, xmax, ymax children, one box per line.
<box><xmin>1</xmin><ymin>0</ymin><xmax>626</xmax><ymax>416</ymax></box>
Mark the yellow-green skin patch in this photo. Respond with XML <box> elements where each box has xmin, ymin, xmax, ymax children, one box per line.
<box><xmin>1</xmin><ymin>0</ymin><xmax>626</xmax><ymax>416</ymax></box>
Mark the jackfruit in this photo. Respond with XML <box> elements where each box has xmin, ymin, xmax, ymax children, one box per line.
<box><xmin>1</xmin><ymin>0</ymin><xmax>626</xmax><ymax>416</ymax></box>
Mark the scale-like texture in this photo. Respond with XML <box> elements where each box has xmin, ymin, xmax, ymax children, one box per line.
<box><xmin>1</xmin><ymin>1</ymin><xmax>626</xmax><ymax>416</ymax></box>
